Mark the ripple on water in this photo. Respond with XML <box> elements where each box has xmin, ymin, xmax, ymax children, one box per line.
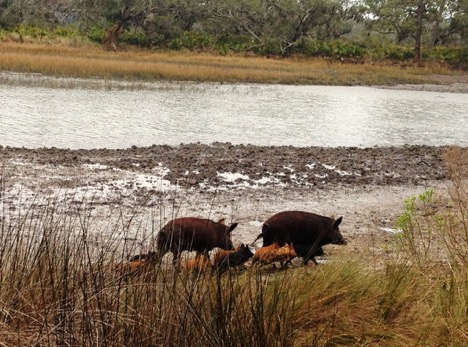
<box><xmin>1</xmin><ymin>83</ymin><xmax>467</xmax><ymax>149</ymax></box>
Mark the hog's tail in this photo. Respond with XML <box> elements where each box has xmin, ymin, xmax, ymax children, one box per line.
<box><xmin>251</xmin><ymin>233</ymin><xmax>263</xmax><ymax>245</ymax></box>
<box><xmin>251</xmin><ymin>223</ymin><xmax>270</xmax><ymax>245</ymax></box>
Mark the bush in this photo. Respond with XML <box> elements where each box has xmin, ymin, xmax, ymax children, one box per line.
<box><xmin>425</xmin><ymin>46</ymin><xmax>468</xmax><ymax>68</ymax></box>
<box><xmin>52</xmin><ymin>26</ymin><xmax>81</xmax><ymax>38</ymax></box>
<box><xmin>120</xmin><ymin>30</ymin><xmax>152</xmax><ymax>47</ymax></box>
<box><xmin>298</xmin><ymin>39</ymin><xmax>333</xmax><ymax>57</ymax></box>
<box><xmin>296</xmin><ymin>39</ymin><xmax>366</xmax><ymax>58</ymax></box>
<box><xmin>384</xmin><ymin>45</ymin><xmax>415</xmax><ymax>61</ymax></box>
<box><xmin>331</xmin><ymin>40</ymin><xmax>366</xmax><ymax>58</ymax></box>
<box><xmin>257</xmin><ymin>37</ymin><xmax>284</xmax><ymax>56</ymax></box>
<box><xmin>167</xmin><ymin>31</ymin><xmax>216</xmax><ymax>50</ymax></box>
<box><xmin>87</xmin><ymin>25</ymin><xmax>106</xmax><ymax>44</ymax></box>
<box><xmin>16</xmin><ymin>25</ymin><xmax>47</xmax><ymax>39</ymax></box>
<box><xmin>396</xmin><ymin>147</ymin><xmax>467</xmax><ymax>270</ymax></box>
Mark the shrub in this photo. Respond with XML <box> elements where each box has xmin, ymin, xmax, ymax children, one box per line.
<box><xmin>396</xmin><ymin>147</ymin><xmax>468</xmax><ymax>270</ymax></box>
<box><xmin>296</xmin><ymin>39</ymin><xmax>365</xmax><ymax>59</ymax></box>
<box><xmin>87</xmin><ymin>25</ymin><xmax>106</xmax><ymax>44</ymax></box>
<box><xmin>120</xmin><ymin>30</ymin><xmax>152</xmax><ymax>47</ymax></box>
<box><xmin>330</xmin><ymin>40</ymin><xmax>366</xmax><ymax>58</ymax></box>
<box><xmin>297</xmin><ymin>38</ymin><xmax>332</xmax><ymax>57</ymax></box>
<box><xmin>258</xmin><ymin>38</ymin><xmax>284</xmax><ymax>56</ymax></box>
<box><xmin>167</xmin><ymin>31</ymin><xmax>216</xmax><ymax>51</ymax></box>
<box><xmin>384</xmin><ymin>45</ymin><xmax>415</xmax><ymax>61</ymax></box>
<box><xmin>425</xmin><ymin>46</ymin><xmax>468</xmax><ymax>68</ymax></box>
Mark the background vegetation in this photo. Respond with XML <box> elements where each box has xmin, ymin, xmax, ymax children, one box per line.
<box><xmin>1</xmin><ymin>0</ymin><xmax>468</xmax><ymax>67</ymax></box>
<box><xmin>2</xmin><ymin>41</ymin><xmax>454</xmax><ymax>86</ymax></box>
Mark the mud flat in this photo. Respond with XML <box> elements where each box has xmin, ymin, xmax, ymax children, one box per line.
<box><xmin>0</xmin><ymin>144</ymin><xmax>459</xmax><ymax>262</ymax></box>
<box><xmin>381</xmin><ymin>73</ymin><xmax>468</xmax><ymax>93</ymax></box>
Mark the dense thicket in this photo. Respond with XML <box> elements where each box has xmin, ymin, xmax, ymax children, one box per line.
<box><xmin>1</xmin><ymin>0</ymin><xmax>467</xmax><ymax>64</ymax></box>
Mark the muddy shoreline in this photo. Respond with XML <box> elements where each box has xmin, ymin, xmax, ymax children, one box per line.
<box><xmin>2</xmin><ymin>71</ymin><xmax>468</xmax><ymax>93</ymax></box>
<box><xmin>0</xmin><ymin>144</ymin><xmax>449</xmax><ymax>189</ymax></box>
<box><xmin>0</xmin><ymin>144</ymin><xmax>463</xmax><ymax>262</ymax></box>
<box><xmin>384</xmin><ymin>73</ymin><xmax>468</xmax><ymax>93</ymax></box>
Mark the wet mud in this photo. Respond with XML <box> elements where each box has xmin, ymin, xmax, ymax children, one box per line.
<box><xmin>0</xmin><ymin>144</ymin><xmax>460</xmax><ymax>264</ymax></box>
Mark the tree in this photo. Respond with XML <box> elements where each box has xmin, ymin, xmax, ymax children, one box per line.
<box><xmin>364</xmin><ymin>0</ymin><xmax>436</xmax><ymax>60</ymax></box>
<box><xmin>450</xmin><ymin>0</ymin><xmax>468</xmax><ymax>43</ymax></box>
<box><xmin>414</xmin><ymin>0</ymin><xmax>424</xmax><ymax>60</ymax></box>
<box><xmin>205</xmin><ymin>0</ymin><xmax>357</xmax><ymax>56</ymax></box>
<box><xmin>364</xmin><ymin>0</ymin><xmax>468</xmax><ymax>58</ymax></box>
<box><xmin>71</xmin><ymin>0</ymin><xmax>159</xmax><ymax>49</ymax></box>
<box><xmin>0</xmin><ymin>0</ymin><xmax>71</xmax><ymax>28</ymax></box>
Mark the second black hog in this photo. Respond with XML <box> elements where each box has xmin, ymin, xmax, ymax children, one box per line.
<box><xmin>254</xmin><ymin>211</ymin><xmax>346</xmax><ymax>264</ymax></box>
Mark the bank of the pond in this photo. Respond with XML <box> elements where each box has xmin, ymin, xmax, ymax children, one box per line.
<box><xmin>1</xmin><ymin>42</ymin><xmax>468</xmax><ymax>87</ymax></box>
<box><xmin>0</xmin><ymin>144</ymin><xmax>450</xmax><ymax>191</ymax></box>
<box><xmin>1</xmin><ymin>144</ymin><xmax>461</xmax><ymax>261</ymax></box>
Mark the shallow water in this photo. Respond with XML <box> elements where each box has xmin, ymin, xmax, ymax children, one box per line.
<box><xmin>1</xmin><ymin>82</ymin><xmax>467</xmax><ymax>149</ymax></box>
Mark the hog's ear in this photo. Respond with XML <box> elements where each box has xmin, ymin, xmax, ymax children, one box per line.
<box><xmin>217</xmin><ymin>218</ymin><xmax>226</xmax><ymax>225</ymax></box>
<box><xmin>334</xmin><ymin>217</ymin><xmax>343</xmax><ymax>228</ymax></box>
<box><xmin>228</xmin><ymin>223</ymin><xmax>239</xmax><ymax>233</ymax></box>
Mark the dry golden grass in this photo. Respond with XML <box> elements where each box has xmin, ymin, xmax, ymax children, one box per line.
<box><xmin>0</xmin><ymin>41</ymin><xmax>459</xmax><ymax>85</ymax></box>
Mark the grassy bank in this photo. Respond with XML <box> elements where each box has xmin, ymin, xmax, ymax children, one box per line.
<box><xmin>0</xmin><ymin>148</ymin><xmax>466</xmax><ymax>346</ymax></box>
<box><xmin>0</xmin><ymin>42</ymin><xmax>462</xmax><ymax>86</ymax></box>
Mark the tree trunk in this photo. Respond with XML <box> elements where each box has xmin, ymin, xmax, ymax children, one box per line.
<box><xmin>102</xmin><ymin>22</ymin><xmax>125</xmax><ymax>51</ymax></box>
<box><xmin>414</xmin><ymin>0</ymin><xmax>425</xmax><ymax>61</ymax></box>
<box><xmin>430</xmin><ymin>0</ymin><xmax>446</xmax><ymax>48</ymax></box>
<box><xmin>102</xmin><ymin>6</ymin><xmax>130</xmax><ymax>52</ymax></box>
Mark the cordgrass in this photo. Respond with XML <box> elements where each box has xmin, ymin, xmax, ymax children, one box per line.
<box><xmin>0</xmin><ymin>147</ymin><xmax>466</xmax><ymax>346</ymax></box>
<box><xmin>0</xmin><ymin>42</ymin><xmax>459</xmax><ymax>86</ymax></box>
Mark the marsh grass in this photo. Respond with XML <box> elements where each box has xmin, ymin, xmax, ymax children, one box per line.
<box><xmin>395</xmin><ymin>147</ymin><xmax>468</xmax><ymax>269</ymax></box>
<box><xmin>0</xmin><ymin>42</ymin><xmax>457</xmax><ymax>88</ymax></box>
<box><xmin>0</xmin><ymin>147</ymin><xmax>467</xmax><ymax>346</ymax></box>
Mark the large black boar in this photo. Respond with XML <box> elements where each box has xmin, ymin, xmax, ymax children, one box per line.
<box><xmin>254</xmin><ymin>211</ymin><xmax>345</xmax><ymax>264</ymax></box>
<box><xmin>157</xmin><ymin>217</ymin><xmax>238</xmax><ymax>264</ymax></box>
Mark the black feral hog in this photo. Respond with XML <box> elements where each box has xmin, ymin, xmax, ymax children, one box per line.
<box><xmin>213</xmin><ymin>244</ymin><xmax>254</xmax><ymax>274</ymax></box>
<box><xmin>157</xmin><ymin>217</ymin><xmax>238</xmax><ymax>264</ymax></box>
<box><xmin>128</xmin><ymin>251</ymin><xmax>157</xmax><ymax>262</ymax></box>
<box><xmin>289</xmin><ymin>244</ymin><xmax>325</xmax><ymax>265</ymax></box>
<box><xmin>254</xmin><ymin>211</ymin><xmax>345</xmax><ymax>264</ymax></box>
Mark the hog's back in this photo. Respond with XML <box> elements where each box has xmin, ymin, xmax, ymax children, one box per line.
<box><xmin>262</xmin><ymin>211</ymin><xmax>335</xmax><ymax>246</ymax></box>
<box><xmin>159</xmin><ymin>217</ymin><xmax>224</xmax><ymax>253</ymax></box>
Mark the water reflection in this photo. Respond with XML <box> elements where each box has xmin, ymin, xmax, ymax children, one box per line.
<box><xmin>1</xmin><ymin>83</ymin><xmax>467</xmax><ymax>149</ymax></box>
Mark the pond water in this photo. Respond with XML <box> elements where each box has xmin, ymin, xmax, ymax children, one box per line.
<box><xmin>1</xmin><ymin>81</ymin><xmax>467</xmax><ymax>149</ymax></box>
